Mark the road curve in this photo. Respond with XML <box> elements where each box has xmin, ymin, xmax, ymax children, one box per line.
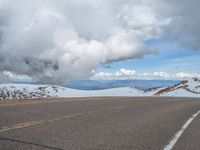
<box><xmin>0</xmin><ymin>97</ymin><xmax>200</xmax><ymax>150</ymax></box>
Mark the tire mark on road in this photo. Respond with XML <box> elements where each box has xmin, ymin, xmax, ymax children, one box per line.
<box><xmin>0</xmin><ymin>137</ymin><xmax>64</xmax><ymax>150</ymax></box>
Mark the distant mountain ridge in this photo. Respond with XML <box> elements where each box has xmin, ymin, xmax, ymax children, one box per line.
<box><xmin>0</xmin><ymin>78</ymin><xmax>199</xmax><ymax>100</ymax></box>
<box><xmin>65</xmin><ymin>79</ymin><xmax>180</xmax><ymax>90</ymax></box>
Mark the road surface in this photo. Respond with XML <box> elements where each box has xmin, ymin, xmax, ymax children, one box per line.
<box><xmin>0</xmin><ymin>97</ymin><xmax>200</xmax><ymax>150</ymax></box>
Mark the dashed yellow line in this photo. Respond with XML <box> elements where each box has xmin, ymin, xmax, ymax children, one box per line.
<box><xmin>0</xmin><ymin>106</ymin><xmax>123</xmax><ymax>133</ymax></box>
<box><xmin>0</xmin><ymin>100</ymin><xmax>162</xmax><ymax>133</ymax></box>
<box><xmin>0</xmin><ymin>99</ymin><xmax>65</xmax><ymax>107</ymax></box>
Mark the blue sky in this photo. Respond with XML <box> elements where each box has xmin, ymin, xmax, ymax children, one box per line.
<box><xmin>96</xmin><ymin>38</ymin><xmax>200</xmax><ymax>74</ymax></box>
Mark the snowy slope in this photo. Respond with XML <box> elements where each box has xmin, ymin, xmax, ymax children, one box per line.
<box><xmin>58</xmin><ymin>87</ymin><xmax>143</xmax><ymax>97</ymax></box>
<box><xmin>157</xmin><ymin>88</ymin><xmax>200</xmax><ymax>97</ymax></box>
<box><xmin>0</xmin><ymin>84</ymin><xmax>60</xmax><ymax>99</ymax></box>
<box><xmin>0</xmin><ymin>84</ymin><xmax>143</xmax><ymax>100</ymax></box>
<box><xmin>153</xmin><ymin>78</ymin><xmax>200</xmax><ymax>97</ymax></box>
<box><xmin>0</xmin><ymin>78</ymin><xmax>199</xmax><ymax>100</ymax></box>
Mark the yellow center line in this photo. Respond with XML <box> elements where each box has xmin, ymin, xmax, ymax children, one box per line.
<box><xmin>0</xmin><ymin>100</ymin><xmax>163</xmax><ymax>133</ymax></box>
<box><xmin>0</xmin><ymin>100</ymin><xmax>65</xmax><ymax>107</ymax></box>
<box><xmin>0</xmin><ymin>106</ymin><xmax>123</xmax><ymax>133</ymax></box>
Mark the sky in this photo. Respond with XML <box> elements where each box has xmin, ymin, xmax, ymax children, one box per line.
<box><xmin>94</xmin><ymin>38</ymin><xmax>200</xmax><ymax>79</ymax></box>
<box><xmin>0</xmin><ymin>0</ymin><xmax>200</xmax><ymax>84</ymax></box>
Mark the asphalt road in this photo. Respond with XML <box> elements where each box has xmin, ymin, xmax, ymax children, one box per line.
<box><xmin>0</xmin><ymin>97</ymin><xmax>200</xmax><ymax>150</ymax></box>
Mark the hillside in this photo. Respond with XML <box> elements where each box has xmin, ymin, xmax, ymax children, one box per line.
<box><xmin>0</xmin><ymin>84</ymin><xmax>142</xmax><ymax>100</ymax></box>
<box><xmin>153</xmin><ymin>78</ymin><xmax>200</xmax><ymax>97</ymax></box>
<box><xmin>0</xmin><ymin>78</ymin><xmax>199</xmax><ymax>100</ymax></box>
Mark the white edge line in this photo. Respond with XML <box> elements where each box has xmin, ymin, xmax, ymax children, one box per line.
<box><xmin>163</xmin><ymin>110</ymin><xmax>200</xmax><ymax>150</ymax></box>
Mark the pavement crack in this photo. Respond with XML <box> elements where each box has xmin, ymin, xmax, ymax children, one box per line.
<box><xmin>0</xmin><ymin>137</ymin><xmax>64</xmax><ymax>150</ymax></box>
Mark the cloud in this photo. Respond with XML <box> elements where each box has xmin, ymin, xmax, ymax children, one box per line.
<box><xmin>0</xmin><ymin>71</ymin><xmax>12</xmax><ymax>83</ymax></box>
<box><xmin>174</xmin><ymin>72</ymin><xmax>200</xmax><ymax>78</ymax></box>
<box><xmin>116</xmin><ymin>68</ymin><xmax>137</xmax><ymax>77</ymax></box>
<box><xmin>0</xmin><ymin>0</ymin><xmax>160</xmax><ymax>84</ymax></box>
<box><xmin>0</xmin><ymin>0</ymin><xmax>199</xmax><ymax>84</ymax></box>
<box><xmin>92</xmin><ymin>68</ymin><xmax>200</xmax><ymax>80</ymax></box>
<box><xmin>147</xmin><ymin>0</ymin><xmax>200</xmax><ymax>50</ymax></box>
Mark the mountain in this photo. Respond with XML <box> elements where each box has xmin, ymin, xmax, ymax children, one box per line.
<box><xmin>152</xmin><ymin>78</ymin><xmax>200</xmax><ymax>97</ymax></box>
<box><xmin>0</xmin><ymin>78</ymin><xmax>199</xmax><ymax>100</ymax></box>
<box><xmin>0</xmin><ymin>84</ymin><xmax>142</xmax><ymax>100</ymax></box>
<box><xmin>65</xmin><ymin>79</ymin><xmax>179</xmax><ymax>90</ymax></box>
<box><xmin>0</xmin><ymin>84</ymin><xmax>61</xmax><ymax>100</ymax></box>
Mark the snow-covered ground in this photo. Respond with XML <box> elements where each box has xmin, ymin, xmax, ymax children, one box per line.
<box><xmin>0</xmin><ymin>84</ymin><xmax>144</xmax><ymax>100</ymax></box>
<box><xmin>158</xmin><ymin>88</ymin><xmax>200</xmax><ymax>97</ymax></box>
<box><xmin>153</xmin><ymin>78</ymin><xmax>200</xmax><ymax>97</ymax></box>
<box><xmin>0</xmin><ymin>78</ymin><xmax>199</xmax><ymax>100</ymax></box>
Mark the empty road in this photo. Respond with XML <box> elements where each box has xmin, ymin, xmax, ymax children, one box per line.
<box><xmin>0</xmin><ymin>97</ymin><xmax>200</xmax><ymax>150</ymax></box>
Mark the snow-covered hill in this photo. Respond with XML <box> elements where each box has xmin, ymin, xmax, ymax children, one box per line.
<box><xmin>0</xmin><ymin>84</ymin><xmax>143</xmax><ymax>100</ymax></box>
<box><xmin>0</xmin><ymin>84</ymin><xmax>61</xmax><ymax>100</ymax></box>
<box><xmin>152</xmin><ymin>78</ymin><xmax>200</xmax><ymax>97</ymax></box>
<box><xmin>0</xmin><ymin>78</ymin><xmax>199</xmax><ymax>100</ymax></box>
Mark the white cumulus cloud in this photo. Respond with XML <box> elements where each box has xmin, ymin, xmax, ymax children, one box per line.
<box><xmin>92</xmin><ymin>68</ymin><xmax>200</xmax><ymax>80</ymax></box>
<box><xmin>0</xmin><ymin>0</ymin><xmax>199</xmax><ymax>84</ymax></box>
